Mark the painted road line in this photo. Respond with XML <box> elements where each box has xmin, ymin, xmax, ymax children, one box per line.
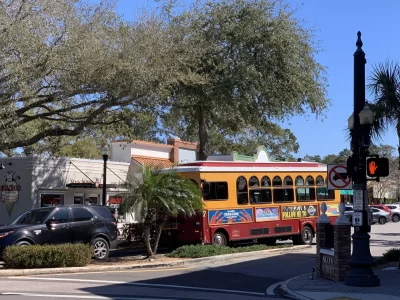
<box><xmin>31</xmin><ymin>267</ymin><xmax>192</xmax><ymax>276</ymax></box>
<box><xmin>8</xmin><ymin>276</ymin><xmax>265</xmax><ymax>296</ymax></box>
<box><xmin>0</xmin><ymin>292</ymin><xmax>169</xmax><ymax>300</ymax></box>
<box><xmin>265</xmin><ymin>281</ymin><xmax>284</xmax><ymax>296</ymax></box>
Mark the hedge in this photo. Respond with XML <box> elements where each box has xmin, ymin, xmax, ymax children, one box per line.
<box><xmin>167</xmin><ymin>244</ymin><xmax>288</xmax><ymax>258</ymax></box>
<box><xmin>382</xmin><ymin>248</ymin><xmax>400</xmax><ymax>263</ymax></box>
<box><xmin>3</xmin><ymin>243</ymin><xmax>93</xmax><ymax>269</ymax></box>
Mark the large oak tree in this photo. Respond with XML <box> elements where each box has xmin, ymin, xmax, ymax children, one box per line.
<box><xmin>160</xmin><ymin>0</ymin><xmax>329</xmax><ymax>159</ymax></box>
<box><xmin>0</xmin><ymin>0</ymin><xmax>193</xmax><ymax>152</ymax></box>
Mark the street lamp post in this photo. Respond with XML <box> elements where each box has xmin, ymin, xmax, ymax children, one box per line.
<box><xmin>345</xmin><ymin>32</ymin><xmax>380</xmax><ymax>287</ymax></box>
<box><xmin>102</xmin><ymin>145</ymin><xmax>109</xmax><ymax>206</ymax></box>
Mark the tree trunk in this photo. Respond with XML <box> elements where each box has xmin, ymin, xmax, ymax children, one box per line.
<box><xmin>198</xmin><ymin>105</ymin><xmax>207</xmax><ymax>160</ymax></box>
<box><xmin>152</xmin><ymin>220</ymin><xmax>166</xmax><ymax>255</ymax></box>
<box><xmin>144</xmin><ymin>224</ymin><xmax>154</xmax><ymax>258</ymax></box>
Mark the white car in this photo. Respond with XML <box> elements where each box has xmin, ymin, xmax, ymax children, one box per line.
<box><xmin>386</xmin><ymin>204</ymin><xmax>400</xmax><ymax>222</ymax></box>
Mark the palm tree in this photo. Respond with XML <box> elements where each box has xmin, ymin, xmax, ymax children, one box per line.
<box><xmin>121</xmin><ymin>166</ymin><xmax>202</xmax><ymax>258</ymax></box>
<box><xmin>368</xmin><ymin>60</ymin><xmax>400</xmax><ymax>169</ymax></box>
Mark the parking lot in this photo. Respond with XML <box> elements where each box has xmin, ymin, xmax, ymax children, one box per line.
<box><xmin>359</xmin><ymin>221</ymin><xmax>400</xmax><ymax>256</ymax></box>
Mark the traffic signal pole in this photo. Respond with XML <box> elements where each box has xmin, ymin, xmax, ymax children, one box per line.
<box><xmin>345</xmin><ymin>32</ymin><xmax>380</xmax><ymax>287</ymax></box>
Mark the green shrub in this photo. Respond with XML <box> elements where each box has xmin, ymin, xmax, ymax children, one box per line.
<box><xmin>3</xmin><ymin>243</ymin><xmax>93</xmax><ymax>269</ymax></box>
<box><xmin>373</xmin><ymin>256</ymin><xmax>387</xmax><ymax>265</ymax></box>
<box><xmin>167</xmin><ymin>244</ymin><xmax>287</xmax><ymax>258</ymax></box>
<box><xmin>382</xmin><ymin>248</ymin><xmax>400</xmax><ymax>262</ymax></box>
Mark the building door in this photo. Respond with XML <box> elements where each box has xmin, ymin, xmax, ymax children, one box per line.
<box><xmin>74</xmin><ymin>194</ymin><xmax>84</xmax><ymax>205</ymax></box>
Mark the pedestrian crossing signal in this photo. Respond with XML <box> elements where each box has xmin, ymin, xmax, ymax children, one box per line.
<box><xmin>366</xmin><ymin>157</ymin><xmax>389</xmax><ymax>177</ymax></box>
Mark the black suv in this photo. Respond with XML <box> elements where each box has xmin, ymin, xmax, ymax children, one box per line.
<box><xmin>0</xmin><ymin>205</ymin><xmax>118</xmax><ymax>260</ymax></box>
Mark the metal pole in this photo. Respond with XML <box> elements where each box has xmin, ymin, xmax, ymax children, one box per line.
<box><xmin>102</xmin><ymin>154</ymin><xmax>108</xmax><ymax>206</ymax></box>
<box><xmin>345</xmin><ymin>31</ymin><xmax>380</xmax><ymax>287</ymax></box>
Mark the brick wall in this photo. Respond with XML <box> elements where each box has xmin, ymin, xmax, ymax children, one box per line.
<box><xmin>167</xmin><ymin>138</ymin><xmax>198</xmax><ymax>163</ymax></box>
<box><xmin>316</xmin><ymin>222</ymin><xmax>351</xmax><ymax>282</ymax></box>
<box><xmin>334</xmin><ymin>225</ymin><xmax>351</xmax><ymax>281</ymax></box>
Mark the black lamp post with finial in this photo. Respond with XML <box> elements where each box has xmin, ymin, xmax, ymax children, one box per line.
<box><xmin>345</xmin><ymin>32</ymin><xmax>380</xmax><ymax>287</ymax></box>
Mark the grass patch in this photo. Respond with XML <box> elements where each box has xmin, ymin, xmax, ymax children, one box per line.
<box><xmin>167</xmin><ymin>244</ymin><xmax>289</xmax><ymax>258</ymax></box>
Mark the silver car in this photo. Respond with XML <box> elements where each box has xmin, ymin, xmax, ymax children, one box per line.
<box><xmin>386</xmin><ymin>204</ymin><xmax>400</xmax><ymax>222</ymax></box>
<box><xmin>370</xmin><ymin>207</ymin><xmax>390</xmax><ymax>225</ymax></box>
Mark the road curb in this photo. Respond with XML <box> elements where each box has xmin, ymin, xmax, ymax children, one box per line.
<box><xmin>279</xmin><ymin>273</ymin><xmax>314</xmax><ymax>300</ymax></box>
<box><xmin>182</xmin><ymin>245</ymin><xmax>311</xmax><ymax>266</ymax></box>
<box><xmin>0</xmin><ymin>245</ymin><xmax>310</xmax><ymax>277</ymax></box>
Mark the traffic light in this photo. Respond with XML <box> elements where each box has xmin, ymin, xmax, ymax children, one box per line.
<box><xmin>366</xmin><ymin>157</ymin><xmax>389</xmax><ymax>177</ymax></box>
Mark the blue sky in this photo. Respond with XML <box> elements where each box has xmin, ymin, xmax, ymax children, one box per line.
<box><xmin>114</xmin><ymin>0</ymin><xmax>399</xmax><ymax>158</ymax></box>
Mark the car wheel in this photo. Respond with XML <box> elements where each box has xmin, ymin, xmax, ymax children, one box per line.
<box><xmin>15</xmin><ymin>241</ymin><xmax>32</xmax><ymax>246</ymax></box>
<box><xmin>393</xmin><ymin>215</ymin><xmax>400</xmax><ymax>222</ymax></box>
<box><xmin>379</xmin><ymin>217</ymin><xmax>387</xmax><ymax>225</ymax></box>
<box><xmin>92</xmin><ymin>237</ymin><xmax>110</xmax><ymax>260</ymax></box>
<box><xmin>213</xmin><ymin>232</ymin><xmax>228</xmax><ymax>247</ymax></box>
<box><xmin>293</xmin><ymin>226</ymin><xmax>314</xmax><ymax>245</ymax></box>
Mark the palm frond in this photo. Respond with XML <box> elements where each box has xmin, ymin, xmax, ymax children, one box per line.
<box><xmin>368</xmin><ymin>60</ymin><xmax>400</xmax><ymax>141</ymax></box>
<box><xmin>119</xmin><ymin>165</ymin><xmax>203</xmax><ymax>221</ymax></box>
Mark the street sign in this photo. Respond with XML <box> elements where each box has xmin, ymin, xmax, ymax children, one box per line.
<box><xmin>327</xmin><ymin>164</ymin><xmax>353</xmax><ymax>190</ymax></box>
<box><xmin>352</xmin><ymin>212</ymin><xmax>363</xmax><ymax>226</ymax></box>
<box><xmin>353</xmin><ymin>190</ymin><xmax>363</xmax><ymax>210</ymax></box>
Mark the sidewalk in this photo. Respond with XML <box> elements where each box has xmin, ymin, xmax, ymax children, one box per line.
<box><xmin>281</xmin><ymin>268</ymin><xmax>400</xmax><ymax>300</ymax></box>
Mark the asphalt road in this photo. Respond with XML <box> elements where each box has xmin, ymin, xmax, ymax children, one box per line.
<box><xmin>1</xmin><ymin>221</ymin><xmax>399</xmax><ymax>300</ymax></box>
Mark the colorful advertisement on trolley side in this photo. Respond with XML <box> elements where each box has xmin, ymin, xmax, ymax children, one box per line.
<box><xmin>325</xmin><ymin>204</ymin><xmax>340</xmax><ymax>216</ymax></box>
<box><xmin>255</xmin><ymin>207</ymin><xmax>280</xmax><ymax>222</ymax></box>
<box><xmin>208</xmin><ymin>208</ymin><xmax>253</xmax><ymax>225</ymax></box>
<box><xmin>282</xmin><ymin>205</ymin><xmax>318</xmax><ymax>219</ymax></box>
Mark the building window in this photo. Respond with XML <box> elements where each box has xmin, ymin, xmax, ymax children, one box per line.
<box><xmin>108</xmin><ymin>196</ymin><xmax>123</xmax><ymax>209</ymax></box>
<box><xmin>202</xmin><ymin>182</ymin><xmax>228</xmax><ymax>201</ymax></box>
<box><xmin>87</xmin><ymin>194</ymin><xmax>99</xmax><ymax>205</ymax></box>
<box><xmin>41</xmin><ymin>194</ymin><xmax>64</xmax><ymax>207</ymax></box>
<box><xmin>74</xmin><ymin>194</ymin><xmax>84</xmax><ymax>205</ymax></box>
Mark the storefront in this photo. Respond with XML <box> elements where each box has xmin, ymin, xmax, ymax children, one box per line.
<box><xmin>0</xmin><ymin>156</ymin><xmax>130</xmax><ymax>225</ymax></box>
<box><xmin>0</xmin><ymin>138</ymin><xmax>199</xmax><ymax>225</ymax></box>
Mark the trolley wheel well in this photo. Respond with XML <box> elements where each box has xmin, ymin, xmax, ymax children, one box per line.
<box><xmin>214</xmin><ymin>228</ymin><xmax>229</xmax><ymax>241</ymax></box>
<box><xmin>303</xmin><ymin>224</ymin><xmax>315</xmax><ymax>236</ymax></box>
